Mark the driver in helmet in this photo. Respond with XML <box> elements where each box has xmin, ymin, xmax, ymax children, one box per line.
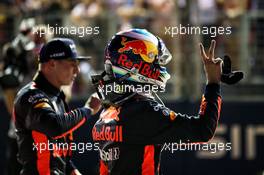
<box><xmin>92</xmin><ymin>28</ymin><xmax>223</xmax><ymax>175</ymax></box>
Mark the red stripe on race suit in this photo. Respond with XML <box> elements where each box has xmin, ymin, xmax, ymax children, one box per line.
<box><xmin>32</xmin><ymin>131</ymin><xmax>50</xmax><ymax>175</ymax></box>
<box><xmin>52</xmin><ymin>117</ymin><xmax>86</xmax><ymax>140</ymax></box>
<box><xmin>199</xmin><ymin>95</ymin><xmax>207</xmax><ymax>115</ymax></box>
<box><xmin>142</xmin><ymin>145</ymin><xmax>155</xmax><ymax>175</ymax></box>
<box><xmin>195</xmin><ymin>95</ymin><xmax>222</xmax><ymax>144</ymax></box>
<box><xmin>100</xmin><ymin>160</ymin><xmax>109</xmax><ymax>175</ymax></box>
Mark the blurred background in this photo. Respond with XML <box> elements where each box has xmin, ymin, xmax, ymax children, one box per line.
<box><xmin>0</xmin><ymin>0</ymin><xmax>263</xmax><ymax>175</ymax></box>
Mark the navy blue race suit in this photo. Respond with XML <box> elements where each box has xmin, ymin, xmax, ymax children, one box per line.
<box><xmin>92</xmin><ymin>83</ymin><xmax>222</xmax><ymax>175</ymax></box>
<box><xmin>14</xmin><ymin>71</ymin><xmax>91</xmax><ymax>175</ymax></box>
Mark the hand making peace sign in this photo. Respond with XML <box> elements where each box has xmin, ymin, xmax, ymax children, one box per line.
<box><xmin>199</xmin><ymin>40</ymin><xmax>223</xmax><ymax>84</ymax></box>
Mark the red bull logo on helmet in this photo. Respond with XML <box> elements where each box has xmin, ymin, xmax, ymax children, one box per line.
<box><xmin>118</xmin><ymin>37</ymin><xmax>158</xmax><ymax>63</ymax></box>
<box><xmin>117</xmin><ymin>54</ymin><xmax>160</xmax><ymax>80</ymax></box>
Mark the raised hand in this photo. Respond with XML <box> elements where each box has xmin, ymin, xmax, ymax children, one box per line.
<box><xmin>199</xmin><ymin>40</ymin><xmax>223</xmax><ymax>84</ymax></box>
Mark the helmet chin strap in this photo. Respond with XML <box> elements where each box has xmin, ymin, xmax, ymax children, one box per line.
<box><xmin>153</xmin><ymin>92</ymin><xmax>165</xmax><ymax>106</ymax></box>
<box><xmin>91</xmin><ymin>69</ymin><xmax>137</xmax><ymax>107</ymax></box>
<box><xmin>91</xmin><ymin>63</ymin><xmax>166</xmax><ymax>107</ymax></box>
<box><xmin>114</xmin><ymin>92</ymin><xmax>137</xmax><ymax>106</ymax></box>
<box><xmin>136</xmin><ymin>91</ymin><xmax>153</xmax><ymax>99</ymax></box>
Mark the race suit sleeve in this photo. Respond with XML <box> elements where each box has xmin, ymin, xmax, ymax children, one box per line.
<box><xmin>121</xmin><ymin>83</ymin><xmax>222</xmax><ymax>144</ymax></box>
<box><xmin>15</xmin><ymin>89</ymin><xmax>91</xmax><ymax>139</ymax></box>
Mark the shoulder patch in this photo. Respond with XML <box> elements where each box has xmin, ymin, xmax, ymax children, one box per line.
<box><xmin>34</xmin><ymin>102</ymin><xmax>52</xmax><ymax>109</ymax></box>
<box><xmin>28</xmin><ymin>93</ymin><xmax>46</xmax><ymax>103</ymax></box>
<box><xmin>26</xmin><ymin>90</ymin><xmax>50</xmax><ymax>105</ymax></box>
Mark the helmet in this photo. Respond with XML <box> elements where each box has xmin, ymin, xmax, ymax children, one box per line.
<box><xmin>104</xmin><ymin>28</ymin><xmax>172</xmax><ymax>88</ymax></box>
<box><xmin>91</xmin><ymin>29</ymin><xmax>172</xmax><ymax>106</ymax></box>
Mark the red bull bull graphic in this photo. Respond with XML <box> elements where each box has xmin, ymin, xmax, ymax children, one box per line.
<box><xmin>118</xmin><ymin>37</ymin><xmax>158</xmax><ymax>63</ymax></box>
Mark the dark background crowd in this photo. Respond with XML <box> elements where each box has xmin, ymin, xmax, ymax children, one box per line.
<box><xmin>0</xmin><ymin>0</ymin><xmax>263</xmax><ymax>100</ymax></box>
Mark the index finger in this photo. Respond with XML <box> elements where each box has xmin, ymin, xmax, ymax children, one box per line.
<box><xmin>199</xmin><ymin>43</ymin><xmax>207</xmax><ymax>62</ymax></box>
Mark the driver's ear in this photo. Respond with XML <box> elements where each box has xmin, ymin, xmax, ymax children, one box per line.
<box><xmin>44</xmin><ymin>59</ymin><xmax>57</xmax><ymax>72</ymax></box>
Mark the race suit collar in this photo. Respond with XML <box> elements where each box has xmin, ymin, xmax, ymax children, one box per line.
<box><xmin>33</xmin><ymin>71</ymin><xmax>61</xmax><ymax>96</ymax></box>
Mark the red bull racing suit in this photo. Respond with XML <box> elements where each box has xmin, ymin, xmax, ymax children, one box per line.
<box><xmin>14</xmin><ymin>71</ymin><xmax>91</xmax><ymax>175</ymax></box>
<box><xmin>92</xmin><ymin>84</ymin><xmax>222</xmax><ymax>175</ymax></box>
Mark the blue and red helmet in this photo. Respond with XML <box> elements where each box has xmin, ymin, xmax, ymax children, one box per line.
<box><xmin>104</xmin><ymin>28</ymin><xmax>172</xmax><ymax>88</ymax></box>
